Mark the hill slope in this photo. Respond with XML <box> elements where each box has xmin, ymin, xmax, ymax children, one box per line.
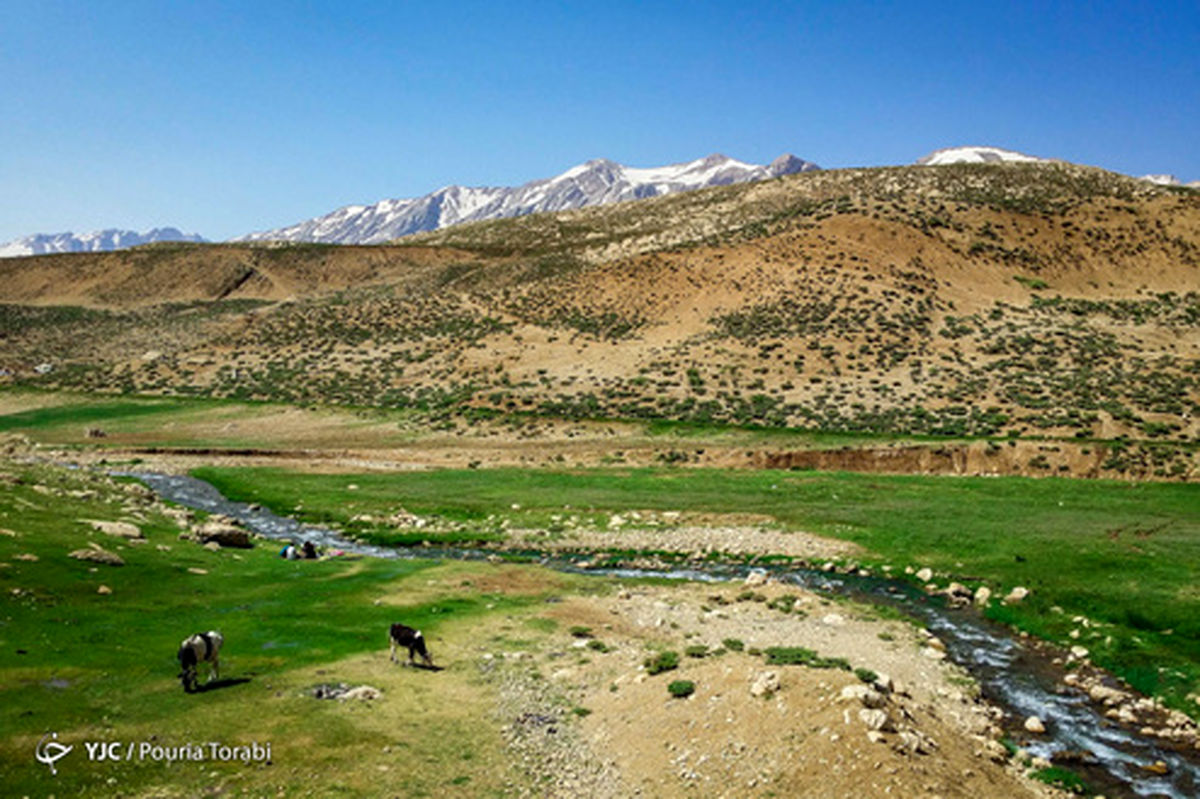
<box><xmin>2</xmin><ymin>162</ymin><xmax>1198</xmax><ymax>477</ymax></box>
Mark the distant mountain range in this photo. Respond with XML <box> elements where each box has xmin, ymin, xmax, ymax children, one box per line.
<box><xmin>2</xmin><ymin>147</ymin><xmax>1194</xmax><ymax>256</ymax></box>
<box><xmin>234</xmin><ymin>153</ymin><xmax>819</xmax><ymax>245</ymax></box>
<box><xmin>0</xmin><ymin>227</ymin><xmax>206</xmax><ymax>258</ymax></box>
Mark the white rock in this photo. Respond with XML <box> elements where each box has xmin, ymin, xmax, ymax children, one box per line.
<box><xmin>750</xmin><ymin>671</ymin><xmax>780</xmax><ymax>697</ymax></box>
<box><xmin>916</xmin><ymin>567</ymin><xmax>933</xmax><ymax>583</ymax></box>
<box><xmin>859</xmin><ymin>708</ymin><xmax>893</xmax><ymax>732</ymax></box>
<box><xmin>1004</xmin><ymin>586</ymin><xmax>1030</xmax><ymax>604</ymax></box>
<box><xmin>1024</xmin><ymin>715</ymin><xmax>1046</xmax><ymax>734</ymax></box>
<box><xmin>744</xmin><ymin>569</ymin><xmax>768</xmax><ymax>587</ymax></box>
<box><xmin>973</xmin><ymin>586</ymin><xmax>992</xmax><ymax>606</ymax></box>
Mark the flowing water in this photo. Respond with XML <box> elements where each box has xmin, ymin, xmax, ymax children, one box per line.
<box><xmin>129</xmin><ymin>471</ymin><xmax>1199</xmax><ymax>799</ymax></box>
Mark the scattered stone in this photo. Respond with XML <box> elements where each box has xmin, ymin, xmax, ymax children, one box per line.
<box><xmin>1024</xmin><ymin>716</ymin><xmax>1046</xmax><ymax>734</ymax></box>
<box><xmin>1069</xmin><ymin>645</ymin><xmax>1089</xmax><ymax>660</ymax></box>
<box><xmin>84</xmin><ymin>520</ymin><xmax>143</xmax><ymax>539</ymax></box>
<box><xmin>69</xmin><ymin>547</ymin><xmax>124</xmax><ymax>566</ymax></box>
<box><xmin>979</xmin><ymin>739</ymin><xmax>1010</xmax><ymax>763</ymax></box>
<box><xmin>859</xmin><ymin>708</ymin><xmax>894</xmax><ymax>732</ymax></box>
<box><xmin>866</xmin><ymin>731</ymin><xmax>887</xmax><ymax>744</ymax></box>
<box><xmin>14</xmin><ymin>553</ymin><xmax>38</xmax><ymax>561</ymax></box>
<box><xmin>187</xmin><ymin>567</ymin><xmax>209</xmax><ymax>575</ymax></box>
<box><xmin>749</xmin><ymin>671</ymin><xmax>780</xmax><ymax>698</ymax></box>
<box><xmin>1003</xmin><ymin>586</ymin><xmax>1030</xmax><ymax>605</ymax></box>
<box><xmin>915</xmin><ymin>567</ymin><xmax>933</xmax><ymax>583</ymax></box>
<box><xmin>339</xmin><ymin>685</ymin><xmax>382</xmax><ymax>701</ymax></box>
<box><xmin>203</xmin><ymin>541</ymin><xmax>222</xmax><ymax>552</ymax></box>
<box><xmin>820</xmin><ymin>613</ymin><xmax>845</xmax><ymax>627</ymax></box>
<box><xmin>1140</xmin><ymin>760</ymin><xmax>1170</xmax><ymax>776</ymax></box>
<box><xmin>839</xmin><ymin>685</ymin><xmax>887</xmax><ymax>709</ymax></box>
<box><xmin>744</xmin><ymin>569</ymin><xmax>768</xmax><ymax>587</ymax></box>
<box><xmin>895</xmin><ymin>729</ymin><xmax>936</xmax><ymax>755</ymax></box>
<box><xmin>97</xmin><ymin>585</ymin><xmax>112</xmax><ymax>595</ymax></box>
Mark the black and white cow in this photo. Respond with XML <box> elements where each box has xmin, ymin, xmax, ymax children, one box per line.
<box><xmin>389</xmin><ymin>623</ymin><xmax>433</xmax><ymax>667</ymax></box>
<box><xmin>178</xmin><ymin>631</ymin><xmax>223</xmax><ymax>692</ymax></box>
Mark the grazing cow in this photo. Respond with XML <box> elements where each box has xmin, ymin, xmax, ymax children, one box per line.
<box><xmin>389</xmin><ymin>623</ymin><xmax>434</xmax><ymax>667</ymax></box>
<box><xmin>178</xmin><ymin>631</ymin><xmax>223</xmax><ymax>692</ymax></box>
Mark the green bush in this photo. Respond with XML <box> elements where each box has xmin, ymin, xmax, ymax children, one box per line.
<box><xmin>644</xmin><ymin>651</ymin><xmax>680</xmax><ymax>675</ymax></box>
<box><xmin>667</xmin><ymin>680</ymin><xmax>695</xmax><ymax>698</ymax></box>
<box><xmin>722</xmin><ymin>638</ymin><xmax>745</xmax><ymax>652</ymax></box>
<box><xmin>763</xmin><ymin>646</ymin><xmax>851</xmax><ymax>670</ymax></box>
<box><xmin>854</xmin><ymin>667</ymin><xmax>879</xmax><ymax>684</ymax></box>
<box><xmin>685</xmin><ymin>645</ymin><xmax>709</xmax><ymax>658</ymax></box>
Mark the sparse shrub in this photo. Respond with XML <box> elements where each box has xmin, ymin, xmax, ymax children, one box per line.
<box><xmin>722</xmin><ymin>637</ymin><xmax>745</xmax><ymax>652</ymax></box>
<box><xmin>854</xmin><ymin>667</ymin><xmax>879</xmax><ymax>684</ymax></box>
<box><xmin>685</xmin><ymin>644</ymin><xmax>709</xmax><ymax>658</ymax></box>
<box><xmin>668</xmin><ymin>680</ymin><xmax>695</xmax><ymax>698</ymax></box>
<box><xmin>644</xmin><ymin>650</ymin><xmax>679</xmax><ymax>675</ymax></box>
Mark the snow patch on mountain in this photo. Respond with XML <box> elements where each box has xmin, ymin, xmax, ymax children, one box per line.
<box><xmin>237</xmin><ymin>153</ymin><xmax>819</xmax><ymax>245</ymax></box>
<box><xmin>0</xmin><ymin>227</ymin><xmax>206</xmax><ymax>258</ymax></box>
<box><xmin>916</xmin><ymin>146</ymin><xmax>1045</xmax><ymax>166</ymax></box>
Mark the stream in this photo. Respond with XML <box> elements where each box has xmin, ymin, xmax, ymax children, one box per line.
<box><xmin>128</xmin><ymin>471</ymin><xmax>1199</xmax><ymax>799</ymax></box>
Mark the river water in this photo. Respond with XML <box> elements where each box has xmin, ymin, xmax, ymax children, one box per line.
<box><xmin>128</xmin><ymin>471</ymin><xmax>1198</xmax><ymax>799</ymax></box>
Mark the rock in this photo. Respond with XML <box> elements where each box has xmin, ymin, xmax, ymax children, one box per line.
<box><xmin>840</xmin><ymin>685</ymin><xmax>887</xmax><ymax>708</ymax></box>
<box><xmin>915</xmin><ymin>567</ymin><xmax>933</xmax><ymax>583</ymax></box>
<box><xmin>203</xmin><ymin>541</ymin><xmax>222</xmax><ymax>552</ymax></box>
<box><xmin>820</xmin><ymin>613</ymin><xmax>845</xmax><ymax>627</ymax></box>
<box><xmin>750</xmin><ymin>671</ymin><xmax>780</xmax><ymax>697</ymax></box>
<box><xmin>1024</xmin><ymin>716</ymin><xmax>1046</xmax><ymax>734</ymax></box>
<box><xmin>979</xmin><ymin>739</ymin><xmax>1010</xmax><ymax>763</ymax></box>
<box><xmin>1003</xmin><ymin>586</ymin><xmax>1030</xmax><ymax>605</ymax></box>
<box><xmin>872</xmin><ymin>672</ymin><xmax>895</xmax><ymax>693</ymax></box>
<box><xmin>1140</xmin><ymin>760</ymin><xmax>1170</xmax><ymax>775</ymax></box>
<box><xmin>14</xmin><ymin>553</ymin><xmax>38</xmax><ymax>561</ymax></box>
<box><xmin>944</xmin><ymin>582</ymin><xmax>972</xmax><ymax>604</ymax></box>
<box><xmin>339</xmin><ymin>685</ymin><xmax>382</xmax><ymax>701</ymax></box>
<box><xmin>1069</xmin><ymin>645</ymin><xmax>1089</xmax><ymax>660</ymax></box>
<box><xmin>85</xmin><ymin>520</ymin><xmax>143</xmax><ymax>539</ymax></box>
<box><xmin>97</xmin><ymin>585</ymin><xmax>112</xmax><ymax>595</ymax></box>
<box><xmin>859</xmin><ymin>708</ymin><xmax>893</xmax><ymax>732</ymax></box>
<box><xmin>973</xmin><ymin>586</ymin><xmax>992</xmax><ymax>606</ymax></box>
<box><xmin>744</xmin><ymin>569</ymin><xmax>768</xmax><ymax>587</ymax></box>
<box><xmin>198</xmin><ymin>524</ymin><xmax>252</xmax><ymax>548</ymax></box>
<box><xmin>69</xmin><ymin>548</ymin><xmax>124</xmax><ymax>566</ymax></box>
<box><xmin>921</xmin><ymin>647</ymin><xmax>946</xmax><ymax>661</ymax></box>
<box><xmin>866</xmin><ymin>731</ymin><xmax>887</xmax><ymax>744</ymax></box>
<box><xmin>187</xmin><ymin>567</ymin><xmax>208</xmax><ymax>575</ymax></box>
<box><xmin>895</xmin><ymin>729</ymin><xmax>936</xmax><ymax>755</ymax></box>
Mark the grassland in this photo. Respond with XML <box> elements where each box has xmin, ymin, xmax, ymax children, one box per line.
<box><xmin>191</xmin><ymin>465</ymin><xmax>1200</xmax><ymax>716</ymax></box>
<box><xmin>0</xmin><ymin>461</ymin><xmax>609</xmax><ymax>797</ymax></box>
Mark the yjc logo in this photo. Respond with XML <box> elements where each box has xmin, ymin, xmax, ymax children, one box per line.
<box><xmin>35</xmin><ymin>732</ymin><xmax>73</xmax><ymax>775</ymax></box>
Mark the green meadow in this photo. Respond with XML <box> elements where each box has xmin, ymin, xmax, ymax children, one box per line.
<box><xmin>193</xmin><ymin>465</ymin><xmax>1200</xmax><ymax>714</ymax></box>
<box><xmin>0</xmin><ymin>462</ymin><xmax>592</xmax><ymax>797</ymax></box>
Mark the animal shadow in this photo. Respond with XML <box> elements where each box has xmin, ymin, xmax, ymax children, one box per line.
<box><xmin>406</xmin><ymin>662</ymin><xmax>444</xmax><ymax>672</ymax></box>
<box><xmin>194</xmin><ymin>677</ymin><xmax>252</xmax><ymax>693</ymax></box>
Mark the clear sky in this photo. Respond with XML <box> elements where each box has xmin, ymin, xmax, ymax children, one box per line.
<box><xmin>2</xmin><ymin>0</ymin><xmax>1197</xmax><ymax>242</ymax></box>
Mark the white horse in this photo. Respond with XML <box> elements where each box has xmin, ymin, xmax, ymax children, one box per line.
<box><xmin>178</xmin><ymin>631</ymin><xmax>223</xmax><ymax>692</ymax></box>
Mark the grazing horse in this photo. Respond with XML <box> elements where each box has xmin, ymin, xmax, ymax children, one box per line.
<box><xmin>178</xmin><ymin>631</ymin><xmax>223</xmax><ymax>692</ymax></box>
<box><xmin>389</xmin><ymin>623</ymin><xmax>433</xmax><ymax>667</ymax></box>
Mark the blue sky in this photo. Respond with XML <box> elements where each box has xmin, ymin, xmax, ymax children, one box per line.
<box><xmin>1</xmin><ymin>0</ymin><xmax>1196</xmax><ymax>242</ymax></box>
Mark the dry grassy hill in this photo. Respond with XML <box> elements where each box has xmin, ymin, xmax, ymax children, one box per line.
<box><xmin>2</xmin><ymin>162</ymin><xmax>1198</xmax><ymax>478</ymax></box>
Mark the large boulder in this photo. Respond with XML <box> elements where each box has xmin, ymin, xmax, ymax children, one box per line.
<box><xmin>69</xmin><ymin>547</ymin><xmax>125</xmax><ymax>566</ymax></box>
<box><xmin>197</xmin><ymin>521</ymin><xmax>252</xmax><ymax>549</ymax></box>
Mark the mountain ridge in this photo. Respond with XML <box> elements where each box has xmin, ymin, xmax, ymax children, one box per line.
<box><xmin>0</xmin><ymin>227</ymin><xmax>206</xmax><ymax>258</ymax></box>
<box><xmin>234</xmin><ymin>152</ymin><xmax>819</xmax><ymax>245</ymax></box>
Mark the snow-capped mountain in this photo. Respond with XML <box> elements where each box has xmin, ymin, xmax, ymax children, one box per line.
<box><xmin>915</xmin><ymin>146</ymin><xmax>1045</xmax><ymax>166</ymax></box>
<box><xmin>237</xmin><ymin>153</ymin><xmax>819</xmax><ymax>245</ymax></box>
<box><xmin>0</xmin><ymin>227</ymin><xmax>206</xmax><ymax>258</ymax></box>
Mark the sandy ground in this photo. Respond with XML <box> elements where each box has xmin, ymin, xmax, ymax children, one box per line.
<box><xmin>484</xmin><ymin>577</ymin><xmax>1055</xmax><ymax>799</ymax></box>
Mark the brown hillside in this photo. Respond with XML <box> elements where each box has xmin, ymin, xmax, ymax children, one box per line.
<box><xmin>2</xmin><ymin>162</ymin><xmax>1198</xmax><ymax>478</ymax></box>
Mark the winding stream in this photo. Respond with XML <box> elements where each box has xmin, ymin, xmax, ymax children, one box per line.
<box><xmin>129</xmin><ymin>471</ymin><xmax>1199</xmax><ymax>799</ymax></box>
